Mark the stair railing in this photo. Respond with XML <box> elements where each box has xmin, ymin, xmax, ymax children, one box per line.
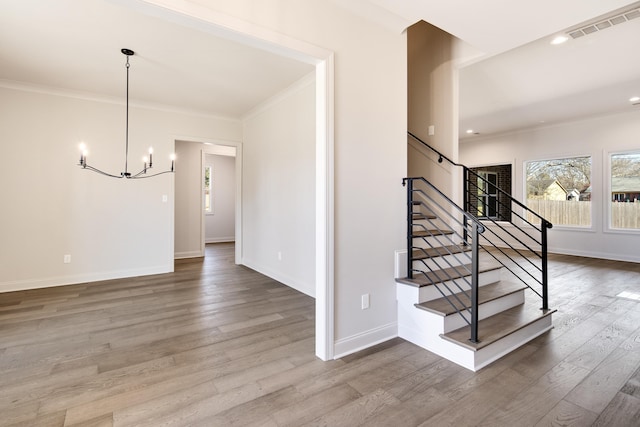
<box><xmin>402</xmin><ymin>176</ymin><xmax>485</xmax><ymax>343</ymax></box>
<box><xmin>407</xmin><ymin>131</ymin><xmax>552</xmax><ymax>311</ymax></box>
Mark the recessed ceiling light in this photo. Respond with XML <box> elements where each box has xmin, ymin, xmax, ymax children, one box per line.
<box><xmin>551</xmin><ymin>35</ymin><xmax>569</xmax><ymax>45</ymax></box>
<box><xmin>630</xmin><ymin>96</ymin><xmax>640</xmax><ymax>103</ymax></box>
<box><xmin>466</xmin><ymin>129</ymin><xmax>474</xmax><ymax>134</ymax></box>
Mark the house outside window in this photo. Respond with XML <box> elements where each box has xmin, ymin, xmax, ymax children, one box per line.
<box><xmin>610</xmin><ymin>152</ymin><xmax>640</xmax><ymax>229</ymax></box>
<box><xmin>204</xmin><ymin>165</ymin><xmax>213</xmax><ymax>213</ymax></box>
<box><xmin>525</xmin><ymin>156</ymin><xmax>591</xmax><ymax>226</ymax></box>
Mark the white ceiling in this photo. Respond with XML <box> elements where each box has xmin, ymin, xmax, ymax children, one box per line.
<box><xmin>458</xmin><ymin>1</ymin><xmax>640</xmax><ymax>139</ymax></box>
<box><xmin>0</xmin><ymin>0</ymin><xmax>314</xmax><ymax>119</ymax></box>
<box><xmin>1</xmin><ymin>0</ymin><xmax>639</xmax><ymax>137</ymax></box>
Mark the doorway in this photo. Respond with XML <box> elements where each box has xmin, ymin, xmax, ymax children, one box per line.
<box><xmin>174</xmin><ymin>139</ymin><xmax>242</xmax><ymax>263</ymax></box>
<box><xmin>151</xmin><ymin>2</ymin><xmax>334</xmax><ymax>361</ymax></box>
<box><xmin>203</xmin><ymin>147</ymin><xmax>237</xmax><ymax>246</ymax></box>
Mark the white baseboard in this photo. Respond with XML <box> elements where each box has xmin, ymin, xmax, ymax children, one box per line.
<box><xmin>547</xmin><ymin>246</ymin><xmax>640</xmax><ymax>264</ymax></box>
<box><xmin>205</xmin><ymin>237</ymin><xmax>235</xmax><ymax>244</ymax></box>
<box><xmin>174</xmin><ymin>250</ymin><xmax>204</xmax><ymax>259</ymax></box>
<box><xmin>242</xmin><ymin>258</ymin><xmax>315</xmax><ymax>298</ymax></box>
<box><xmin>333</xmin><ymin>322</ymin><xmax>398</xmax><ymax>359</ymax></box>
<box><xmin>0</xmin><ymin>264</ymin><xmax>173</xmax><ymax>293</ymax></box>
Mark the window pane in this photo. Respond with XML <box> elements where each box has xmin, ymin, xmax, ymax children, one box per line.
<box><xmin>526</xmin><ymin>156</ymin><xmax>591</xmax><ymax>226</ymax></box>
<box><xmin>204</xmin><ymin>166</ymin><xmax>212</xmax><ymax>213</ymax></box>
<box><xmin>610</xmin><ymin>152</ymin><xmax>640</xmax><ymax>229</ymax></box>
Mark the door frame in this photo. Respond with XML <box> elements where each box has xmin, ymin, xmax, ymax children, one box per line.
<box><xmin>144</xmin><ymin>1</ymin><xmax>336</xmax><ymax>360</ymax></box>
<box><xmin>200</xmin><ymin>142</ymin><xmax>242</xmax><ymax>263</ymax></box>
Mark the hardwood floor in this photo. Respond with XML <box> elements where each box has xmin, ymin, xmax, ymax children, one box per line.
<box><xmin>1</xmin><ymin>243</ymin><xmax>639</xmax><ymax>426</ymax></box>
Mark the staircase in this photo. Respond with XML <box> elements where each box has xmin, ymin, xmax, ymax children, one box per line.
<box><xmin>397</xmin><ymin>133</ymin><xmax>555</xmax><ymax>371</ymax></box>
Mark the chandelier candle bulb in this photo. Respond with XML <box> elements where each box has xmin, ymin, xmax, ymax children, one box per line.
<box><xmin>78</xmin><ymin>142</ymin><xmax>87</xmax><ymax>166</ymax></box>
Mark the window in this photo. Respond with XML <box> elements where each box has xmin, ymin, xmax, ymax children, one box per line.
<box><xmin>525</xmin><ymin>156</ymin><xmax>591</xmax><ymax>226</ymax></box>
<box><xmin>477</xmin><ymin>171</ymin><xmax>498</xmax><ymax>218</ymax></box>
<box><xmin>610</xmin><ymin>151</ymin><xmax>640</xmax><ymax>229</ymax></box>
<box><xmin>204</xmin><ymin>165</ymin><xmax>212</xmax><ymax>213</ymax></box>
<box><xmin>467</xmin><ymin>164</ymin><xmax>512</xmax><ymax>221</ymax></box>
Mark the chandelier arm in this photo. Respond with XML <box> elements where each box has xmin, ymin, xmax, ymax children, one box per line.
<box><xmin>130</xmin><ymin>167</ymin><xmax>150</xmax><ymax>178</ymax></box>
<box><xmin>81</xmin><ymin>163</ymin><xmax>125</xmax><ymax>179</ymax></box>
<box><xmin>128</xmin><ymin>169</ymin><xmax>175</xmax><ymax>179</ymax></box>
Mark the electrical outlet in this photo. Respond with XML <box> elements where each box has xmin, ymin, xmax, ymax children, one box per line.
<box><xmin>277</xmin><ymin>251</ymin><xmax>282</xmax><ymax>261</ymax></box>
<box><xmin>63</xmin><ymin>254</ymin><xmax>71</xmax><ymax>264</ymax></box>
<box><xmin>361</xmin><ymin>294</ymin><xmax>370</xmax><ymax>310</ymax></box>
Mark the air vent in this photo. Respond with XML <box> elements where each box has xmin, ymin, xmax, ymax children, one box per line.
<box><xmin>626</xmin><ymin>9</ymin><xmax>640</xmax><ymax>20</ymax></box>
<box><xmin>568</xmin><ymin>6</ymin><xmax>640</xmax><ymax>39</ymax></box>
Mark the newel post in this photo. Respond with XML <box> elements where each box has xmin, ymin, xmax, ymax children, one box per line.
<box><xmin>470</xmin><ymin>221</ymin><xmax>480</xmax><ymax>343</ymax></box>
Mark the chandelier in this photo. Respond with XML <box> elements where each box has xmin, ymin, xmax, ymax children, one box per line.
<box><xmin>78</xmin><ymin>49</ymin><xmax>175</xmax><ymax>179</ymax></box>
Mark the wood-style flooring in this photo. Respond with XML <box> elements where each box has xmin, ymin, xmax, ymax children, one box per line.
<box><xmin>1</xmin><ymin>243</ymin><xmax>640</xmax><ymax>426</ymax></box>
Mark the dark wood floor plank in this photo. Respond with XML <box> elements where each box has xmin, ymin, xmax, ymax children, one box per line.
<box><xmin>565</xmin><ymin>345</ymin><xmax>640</xmax><ymax>413</ymax></box>
<box><xmin>1</xmin><ymin>244</ymin><xmax>639</xmax><ymax>426</ymax></box>
<box><xmin>621</xmin><ymin>364</ymin><xmax>640</xmax><ymax>398</ymax></box>
<box><xmin>270</xmin><ymin>383</ymin><xmax>362</xmax><ymax>426</ymax></box>
<box><xmin>304</xmin><ymin>388</ymin><xmax>401</xmax><ymax>427</ymax></box>
<box><xmin>533</xmin><ymin>399</ymin><xmax>598</xmax><ymax>427</ymax></box>
<box><xmin>591</xmin><ymin>392</ymin><xmax>640</xmax><ymax>427</ymax></box>
<box><xmin>422</xmin><ymin>367</ymin><xmax>531</xmax><ymax>426</ymax></box>
<box><xmin>477</xmin><ymin>361</ymin><xmax>591</xmax><ymax>426</ymax></box>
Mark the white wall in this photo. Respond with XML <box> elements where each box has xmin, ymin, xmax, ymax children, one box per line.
<box><xmin>174</xmin><ymin>0</ymin><xmax>407</xmax><ymax>355</ymax></box>
<box><xmin>242</xmin><ymin>75</ymin><xmax>316</xmax><ymax>297</ymax></box>
<box><xmin>408</xmin><ymin>21</ymin><xmax>458</xmax><ymax>185</ymax></box>
<box><xmin>205</xmin><ymin>153</ymin><xmax>235</xmax><ymax>243</ymax></box>
<box><xmin>174</xmin><ymin>140</ymin><xmax>204</xmax><ymax>258</ymax></box>
<box><xmin>459</xmin><ymin>110</ymin><xmax>640</xmax><ymax>263</ymax></box>
<box><xmin>0</xmin><ymin>85</ymin><xmax>241</xmax><ymax>291</ymax></box>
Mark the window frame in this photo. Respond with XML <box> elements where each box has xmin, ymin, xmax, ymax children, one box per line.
<box><xmin>606</xmin><ymin>149</ymin><xmax>640</xmax><ymax>233</ymax></box>
<box><xmin>523</xmin><ymin>154</ymin><xmax>593</xmax><ymax>229</ymax></box>
<box><xmin>476</xmin><ymin>171</ymin><xmax>499</xmax><ymax>219</ymax></box>
<box><xmin>466</xmin><ymin>163</ymin><xmax>513</xmax><ymax>223</ymax></box>
<box><xmin>204</xmin><ymin>164</ymin><xmax>213</xmax><ymax>215</ymax></box>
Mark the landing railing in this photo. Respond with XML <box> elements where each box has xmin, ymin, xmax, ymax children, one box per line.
<box><xmin>407</xmin><ymin>131</ymin><xmax>552</xmax><ymax>315</ymax></box>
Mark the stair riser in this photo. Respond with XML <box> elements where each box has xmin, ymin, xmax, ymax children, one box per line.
<box><xmin>406</xmin><ymin>268</ymin><xmax>502</xmax><ymax>303</ymax></box>
<box><xmin>412</xmin><ymin>234</ymin><xmax>462</xmax><ymax>249</ymax></box>
<box><xmin>441</xmin><ymin>291</ymin><xmax>525</xmax><ymax>333</ymax></box>
<box><xmin>398</xmin><ymin>300</ymin><xmax>446</xmax><ymax>335</ymax></box>
<box><xmin>412</xmin><ymin>252</ymin><xmax>471</xmax><ymax>271</ymax></box>
<box><xmin>472</xmin><ymin>315</ymin><xmax>553</xmax><ymax>370</ymax></box>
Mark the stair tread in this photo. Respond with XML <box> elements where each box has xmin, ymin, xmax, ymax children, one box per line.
<box><xmin>412</xmin><ymin>229</ymin><xmax>454</xmax><ymax>237</ymax></box>
<box><xmin>395</xmin><ymin>260</ymin><xmax>502</xmax><ymax>288</ymax></box>
<box><xmin>412</xmin><ymin>213</ymin><xmax>437</xmax><ymax>220</ymax></box>
<box><xmin>415</xmin><ymin>280</ymin><xmax>527</xmax><ymax>316</ymax></box>
<box><xmin>440</xmin><ymin>303</ymin><xmax>556</xmax><ymax>351</ymax></box>
<box><xmin>412</xmin><ymin>245</ymin><xmax>471</xmax><ymax>260</ymax></box>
